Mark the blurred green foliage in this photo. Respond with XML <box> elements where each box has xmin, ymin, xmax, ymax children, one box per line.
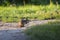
<box><xmin>25</xmin><ymin>21</ymin><xmax>60</xmax><ymax>40</ymax></box>
<box><xmin>0</xmin><ymin>5</ymin><xmax>60</xmax><ymax>22</ymax></box>
<box><xmin>0</xmin><ymin>0</ymin><xmax>60</xmax><ymax>6</ymax></box>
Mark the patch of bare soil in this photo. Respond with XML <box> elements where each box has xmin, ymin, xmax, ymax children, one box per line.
<box><xmin>0</xmin><ymin>20</ymin><xmax>60</xmax><ymax>40</ymax></box>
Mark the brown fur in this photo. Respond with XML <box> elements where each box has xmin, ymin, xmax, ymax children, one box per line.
<box><xmin>18</xmin><ymin>21</ymin><xmax>24</xmax><ymax>28</ymax></box>
<box><xmin>18</xmin><ymin>17</ymin><xmax>29</xmax><ymax>28</ymax></box>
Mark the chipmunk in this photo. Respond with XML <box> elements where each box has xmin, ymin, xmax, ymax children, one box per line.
<box><xmin>18</xmin><ymin>17</ymin><xmax>29</xmax><ymax>28</ymax></box>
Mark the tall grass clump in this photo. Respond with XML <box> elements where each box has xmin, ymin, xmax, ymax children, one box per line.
<box><xmin>25</xmin><ymin>21</ymin><xmax>60</xmax><ymax>40</ymax></box>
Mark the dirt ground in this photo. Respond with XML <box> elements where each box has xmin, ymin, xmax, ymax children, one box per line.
<box><xmin>0</xmin><ymin>20</ymin><xmax>60</xmax><ymax>40</ymax></box>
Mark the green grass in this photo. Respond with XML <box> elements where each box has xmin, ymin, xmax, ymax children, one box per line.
<box><xmin>0</xmin><ymin>4</ymin><xmax>60</xmax><ymax>22</ymax></box>
<box><xmin>25</xmin><ymin>21</ymin><xmax>60</xmax><ymax>40</ymax></box>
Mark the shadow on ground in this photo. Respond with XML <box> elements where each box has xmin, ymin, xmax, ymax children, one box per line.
<box><xmin>0</xmin><ymin>29</ymin><xmax>27</xmax><ymax>40</ymax></box>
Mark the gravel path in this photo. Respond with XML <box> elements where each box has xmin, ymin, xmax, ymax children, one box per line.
<box><xmin>0</xmin><ymin>20</ymin><xmax>60</xmax><ymax>40</ymax></box>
